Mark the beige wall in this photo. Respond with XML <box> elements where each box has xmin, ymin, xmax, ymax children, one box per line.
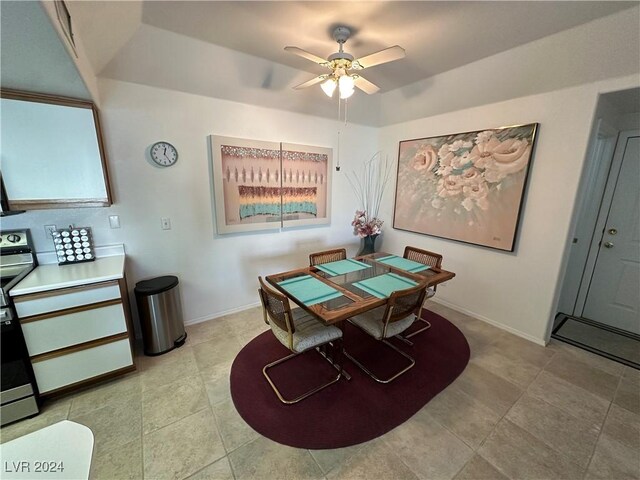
<box><xmin>1</xmin><ymin>79</ymin><xmax>378</xmax><ymax>327</ymax></box>
<box><xmin>3</xmin><ymin>5</ymin><xmax>638</xmax><ymax>342</ymax></box>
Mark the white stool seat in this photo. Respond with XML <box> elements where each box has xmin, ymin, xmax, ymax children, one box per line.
<box><xmin>0</xmin><ymin>420</ymin><xmax>94</xmax><ymax>480</ymax></box>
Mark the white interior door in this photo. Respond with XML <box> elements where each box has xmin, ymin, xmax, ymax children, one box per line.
<box><xmin>582</xmin><ymin>132</ymin><xmax>640</xmax><ymax>334</ymax></box>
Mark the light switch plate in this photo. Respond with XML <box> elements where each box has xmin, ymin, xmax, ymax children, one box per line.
<box><xmin>161</xmin><ymin>218</ymin><xmax>171</xmax><ymax>230</ymax></box>
<box><xmin>109</xmin><ymin>215</ymin><xmax>121</xmax><ymax>229</ymax></box>
<box><xmin>44</xmin><ymin>225</ymin><xmax>57</xmax><ymax>238</ymax></box>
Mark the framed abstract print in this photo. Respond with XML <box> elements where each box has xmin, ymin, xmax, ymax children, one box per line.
<box><xmin>210</xmin><ymin>136</ymin><xmax>331</xmax><ymax>234</ymax></box>
<box><xmin>393</xmin><ymin>123</ymin><xmax>538</xmax><ymax>251</ymax></box>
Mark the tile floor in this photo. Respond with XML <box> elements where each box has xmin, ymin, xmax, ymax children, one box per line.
<box><xmin>1</xmin><ymin>303</ymin><xmax>639</xmax><ymax>480</ymax></box>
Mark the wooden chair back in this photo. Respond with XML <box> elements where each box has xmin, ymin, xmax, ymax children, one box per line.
<box><xmin>403</xmin><ymin>246</ymin><xmax>443</xmax><ymax>269</ymax></box>
<box><xmin>257</xmin><ymin>277</ymin><xmax>295</xmax><ymax>336</ymax></box>
<box><xmin>380</xmin><ymin>283</ymin><xmax>428</xmax><ymax>338</ymax></box>
<box><xmin>309</xmin><ymin>248</ymin><xmax>347</xmax><ymax>266</ymax></box>
<box><xmin>404</xmin><ymin>246</ymin><xmax>443</xmax><ymax>293</ymax></box>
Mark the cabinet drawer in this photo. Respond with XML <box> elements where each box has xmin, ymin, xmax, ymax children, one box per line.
<box><xmin>22</xmin><ymin>302</ymin><xmax>127</xmax><ymax>356</ymax></box>
<box><xmin>32</xmin><ymin>338</ymin><xmax>133</xmax><ymax>394</ymax></box>
<box><xmin>15</xmin><ymin>282</ymin><xmax>121</xmax><ymax>318</ymax></box>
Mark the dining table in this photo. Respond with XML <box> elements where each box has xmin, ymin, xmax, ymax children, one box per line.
<box><xmin>265</xmin><ymin>251</ymin><xmax>456</xmax><ymax>326</ymax></box>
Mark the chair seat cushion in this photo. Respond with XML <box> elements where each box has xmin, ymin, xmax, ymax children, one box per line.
<box><xmin>269</xmin><ymin>308</ymin><xmax>342</xmax><ymax>353</ymax></box>
<box><xmin>349</xmin><ymin>306</ymin><xmax>415</xmax><ymax>340</ymax></box>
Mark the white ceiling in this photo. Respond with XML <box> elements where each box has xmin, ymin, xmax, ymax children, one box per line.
<box><xmin>77</xmin><ymin>0</ymin><xmax>637</xmax><ymax>92</ymax></box>
<box><xmin>2</xmin><ymin>1</ymin><xmax>636</xmax><ymax>125</ymax></box>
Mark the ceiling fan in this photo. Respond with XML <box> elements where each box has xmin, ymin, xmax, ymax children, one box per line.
<box><xmin>285</xmin><ymin>26</ymin><xmax>405</xmax><ymax>99</ymax></box>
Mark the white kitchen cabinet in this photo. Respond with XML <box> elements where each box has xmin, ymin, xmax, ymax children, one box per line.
<box><xmin>14</xmin><ymin>282</ymin><xmax>121</xmax><ymax>318</ymax></box>
<box><xmin>11</xmin><ymin>254</ymin><xmax>135</xmax><ymax>397</ymax></box>
<box><xmin>31</xmin><ymin>339</ymin><xmax>133</xmax><ymax>394</ymax></box>
<box><xmin>20</xmin><ymin>301</ymin><xmax>127</xmax><ymax>356</ymax></box>
<box><xmin>0</xmin><ymin>89</ymin><xmax>112</xmax><ymax>210</ymax></box>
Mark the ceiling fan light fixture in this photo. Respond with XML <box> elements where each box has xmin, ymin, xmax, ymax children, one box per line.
<box><xmin>286</xmin><ymin>26</ymin><xmax>405</xmax><ymax>100</ymax></box>
<box><xmin>338</xmin><ymin>75</ymin><xmax>355</xmax><ymax>99</ymax></box>
<box><xmin>321</xmin><ymin>77</ymin><xmax>337</xmax><ymax>97</ymax></box>
<box><xmin>339</xmin><ymin>86</ymin><xmax>354</xmax><ymax>99</ymax></box>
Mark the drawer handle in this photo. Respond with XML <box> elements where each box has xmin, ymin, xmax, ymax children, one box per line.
<box><xmin>20</xmin><ymin>299</ymin><xmax>123</xmax><ymax>324</ymax></box>
<box><xmin>30</xmin><ymin>332</ymin><xmax>131</xmax><ymax>363</ymax></box>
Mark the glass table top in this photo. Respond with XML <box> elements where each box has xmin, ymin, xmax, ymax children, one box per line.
<box><xmin>278</xmin><ymin>253</ymin><xmax>436</xmax><ymax>312</ymax></box>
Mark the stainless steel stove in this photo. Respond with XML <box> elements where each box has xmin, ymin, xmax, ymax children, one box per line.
<box><xmin>0</xmin><ymin>229</ymin><xmax>39</xmax><ymax>426</ymax></box>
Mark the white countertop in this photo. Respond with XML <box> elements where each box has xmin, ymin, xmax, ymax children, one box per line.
<box><xmin>10</xmin><ymin>246</ymin><xmax>125</xmax><ymax>297</ymax></box>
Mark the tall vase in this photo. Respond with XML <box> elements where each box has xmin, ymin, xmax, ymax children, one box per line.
<box><xmin>358</xmin><ymin>234</ymin><xmax>379</xmax><ymax>256</ymax></box>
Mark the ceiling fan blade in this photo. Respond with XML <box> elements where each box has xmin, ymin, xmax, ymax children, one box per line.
<box><xmin>353</xmin><ymin>76</ymin><xmax>380</xmax><ymax>95</ymax></box>
<box><xmin>352</xmin><ymin>45</ymin><xmax>406</xmax><ymax>70</ymax></box>
<box><xmin>284</xmin><ymin>46</ymin><xmax>329</xmax><ymax>67</ymax></box>
<box><xmin>293</xmin><ymin>75</ymin><xmax>328</xmax><ymax>90</ymax></box>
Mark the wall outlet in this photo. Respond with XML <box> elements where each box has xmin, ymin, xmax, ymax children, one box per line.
<box><xmin>44</xmin><ymin>225</ymin><xmax>57</xmax><ymax>238</ymax></box>
<box><xmin>109</xmin><ymin>215</ymin><xmax>121</xmax><ymax>229</ymax></box>
<box><xmin>161</xmin><ymin>217</ymin><xmax>171</xmax><ymax>230</ymax></box>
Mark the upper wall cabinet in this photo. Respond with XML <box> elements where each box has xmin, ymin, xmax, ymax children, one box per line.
<box><xmin>0</xmin><ymin>89</ymin><xmax>112</xmax><ymax>210</ymax></box>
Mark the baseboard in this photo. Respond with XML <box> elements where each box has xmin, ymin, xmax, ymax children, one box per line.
<box><xmin>184</xmin><ymin>301</ymin><xmax>262</xmax><ymax>326</ymax></box>
<box><xmin>431</xmin><ymin>298</ymin><xmax>547</xmax><ymax>347</ymax></box>
<box><xmin>183</xmin><ymin>298</ymin><xmax>547</xmax><ymax>347</ymax></box>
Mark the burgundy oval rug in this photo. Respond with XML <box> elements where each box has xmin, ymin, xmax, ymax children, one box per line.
<box><xmin>230</xmin><ymin>308</ymin><xmax>470</xmax><ymax>449</ymax></box>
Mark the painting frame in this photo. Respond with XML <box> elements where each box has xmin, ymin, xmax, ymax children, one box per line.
<box><xmin>392</xmin><ymin>123</ymin><xmax>539</xmax><ymax>252</ymax></box>
<box><xmin>210</xmin><ymin>135</ymin><xmax>332</xmax><ymax>235</ymax></box>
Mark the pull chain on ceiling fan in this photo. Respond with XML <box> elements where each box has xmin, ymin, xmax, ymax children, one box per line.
<box><xmin>285</xmin><ymin>26</ymin><xmax>406</xmax><ymax>99</ymax></box>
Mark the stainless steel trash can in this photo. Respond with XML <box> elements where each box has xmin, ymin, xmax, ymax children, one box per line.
<box><xmin>135</xmin><ymin>275</ymin><xmax>187</xmax><ymax>356</ymax></box>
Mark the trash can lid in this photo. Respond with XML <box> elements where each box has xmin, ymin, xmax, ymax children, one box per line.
<box><xmin>135</xmin><ymin>275</ymin><xmax>179</xmax><ymax>295</ymax></box>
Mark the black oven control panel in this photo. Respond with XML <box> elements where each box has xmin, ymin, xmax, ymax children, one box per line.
<box><xmin>0</xmin><ymin>232</ymin><xmax>28</xmax><ymax>246</ymax></box>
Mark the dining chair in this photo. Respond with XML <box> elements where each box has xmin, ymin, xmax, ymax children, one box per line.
<box><xmin>344</xmin><ymin>283</ymin><xmax>428</xmax><ymax>383</ymax></box>
<box><xmin>309</xmin><ymin>248</ymin><xmax>347</xmax><ymax>266</ymax></box>
<box><xmin>400</xmin><ymin>246</ymin><xmax>444</xmax><ymax>343</ymax></box>
<box><xmin>257</xmin><ymin>276</ymin><xmax>344</xmax><ymax>404</ymax></box>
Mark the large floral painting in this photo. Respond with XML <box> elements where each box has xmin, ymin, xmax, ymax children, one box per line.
<box><xmin>210</xmin><ymin>136</ymin><xmax>331</xmax><ymax>234</ymax></box>
<box><xmin>393</xmin><ymin>123</ymin><xmax>538</xmax><ymax>251</ymax></box>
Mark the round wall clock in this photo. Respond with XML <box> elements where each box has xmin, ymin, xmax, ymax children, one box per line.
<box><xmin>150</xmin><ymin>141</ymin><xmax>178</xmax><ymax>167</ymax></box>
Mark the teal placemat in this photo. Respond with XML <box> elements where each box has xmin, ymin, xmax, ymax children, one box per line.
<box><xmin>377</xmin><ymin>255</ymin><xmax>430</xmax><ymax>273</ymax></box>
<box><xmin>278</xmin><ymin>275</ymin><xmax>343</xmax><ymax>306</ymax></box>
<box><xmin>315</xmin><ymin>258</ymin><xmax>371</xmax><ymax>276</ymax></box>
<box><xmin>353</xmin><ymin>273</ymin><xmax>419</xmax><ymax>299</ymax></box>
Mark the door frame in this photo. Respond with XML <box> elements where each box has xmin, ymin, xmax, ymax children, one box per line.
<box><xmin>558</xmin><ymin>118</ymin><xmax>618</xmax><ymax>317</ymax></box>
<box><xmin>574</xmin><ymin>129</ymin><xmax>639</xmax><ymax>317</ymax></box>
